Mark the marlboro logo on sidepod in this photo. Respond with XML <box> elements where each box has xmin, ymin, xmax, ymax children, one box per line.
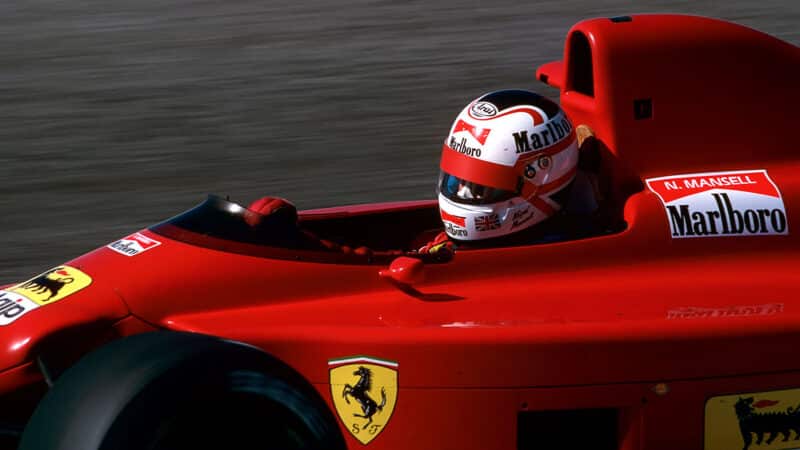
<box><xmin>646</xmin><ymin>170</ymin><xmax>788</xmax><ymax>238</ymax></box>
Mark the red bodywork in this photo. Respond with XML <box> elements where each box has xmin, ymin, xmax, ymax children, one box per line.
<box><xmin>1</xmin><ymin>14</ymin><xmax>799</xmax><ymax>450</ymax></box>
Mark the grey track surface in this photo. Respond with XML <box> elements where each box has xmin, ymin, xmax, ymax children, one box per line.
<box><xmin>1</xmin><ymin>0</ymin><xmax>798</xmax><ymax>283</ymax></box>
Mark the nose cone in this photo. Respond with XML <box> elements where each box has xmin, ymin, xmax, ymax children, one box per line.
<box><xmin>0</xmin><ymin>264</ymin><xmax>129</xmax><ymax>374</ymax></box>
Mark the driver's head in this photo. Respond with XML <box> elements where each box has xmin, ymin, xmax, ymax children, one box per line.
<box><xmin>437</xmin><ymin>89</ymin><xmax>579</xmax><ymax>240</ymax></box>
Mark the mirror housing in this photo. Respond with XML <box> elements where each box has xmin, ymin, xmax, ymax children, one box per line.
<box><xmin>536</xmin><ymin>60</ymin><xmax>564</xmax><ymax>89</ymax></box>
<box><xmin>378</xmin><ymin>256</ymin><xmax>425</xmax><ymax>286</ymax></box>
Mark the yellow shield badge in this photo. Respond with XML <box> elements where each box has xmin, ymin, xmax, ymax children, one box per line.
<box><xmin>705</xmin><ymin>387</ymin><xmax>800</xmax><ymax>450</ymax></box>
<box><xmin>10</xmin><ymin>265</ymin><xmax>92</xmax><ymax>305</ymax></box>
<box><xmin>329</xmin><ymin>356</ymin><xmax>398</xmax><ymax>445</ymax></box>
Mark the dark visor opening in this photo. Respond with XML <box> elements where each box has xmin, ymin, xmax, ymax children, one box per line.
<box><xmin>438</xmin><ymin>172</ymin><xmax>519</xmax><ymax>205</ymax></box>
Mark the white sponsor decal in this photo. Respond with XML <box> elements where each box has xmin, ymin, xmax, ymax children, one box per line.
<box><xmin>0</xmin><ymin>291</ymin><xmax>40</xmax><ymax>326</ymax></box>
<box><xmin>444</xmin><ymin>222</ymin><xmax>468</xmax><ymax>238</ymax></box>
<box><xmin>107</xmin><ymin>232</ymin><xmax>162</xmax><ymax>256</ymax></box>
<box><xmin>470</xmin><ymin>101</ymin><xmax>498</xmax><ymax>118</ymax></box>
<box><xmin>646</xmin><ymin>170</ymin><xmax>788</xmax><ymax>239</ymax></box>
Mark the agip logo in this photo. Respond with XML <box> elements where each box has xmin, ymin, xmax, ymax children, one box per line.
<box><xmin>10</xmin><ymin>265</ymin><xmax>92</xmax><ymax>305</ymax></box>
<box><xmin>329</xmin><ymin>356</ymin><xmax>398</xmax><ymax>445</ymax></box>
<box><xmin>706</xmin><ymin>388</ymin><xmax>800</xmax><ymax>450</ymax></box>
<box><xmin>0</xmin><ymin>291</ymin><xmax>40</xmax><ymax>326</ymax></box>
<box><xmin>646</xmin><ymin>170</ymin><xmax>788</xmax><ymax>238</ymax></box>
<box><xmin>0</xmin><ymin>265</ymin><xmax>92</xmax><ymax>325</ymax></box>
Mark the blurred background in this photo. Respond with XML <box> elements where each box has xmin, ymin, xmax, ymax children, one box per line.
<box><xmin>1</xmin><ymin>0</ymin><xmax>798</xmax><ymax>282</ymax></box>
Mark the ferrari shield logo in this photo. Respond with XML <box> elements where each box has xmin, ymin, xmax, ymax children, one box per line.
<box><xmin>329</xmin><ymin>356</ymin><xmax>398</xmax><ymax>445</ymax></box>
<box><xmin>9</xmin><ymin>265</ymin><xmax>92</xmax><ymax>305</ymax></box>
<box><xmin>705</xmin><ymin>387</ymin><xmax>800</xmax><ymax>450</ymax></box>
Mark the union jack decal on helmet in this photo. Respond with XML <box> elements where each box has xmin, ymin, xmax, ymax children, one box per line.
<box><xmin>475</xmin><ymin>214</ymin><xmax>501</xmax><ymax>231</ymax></box>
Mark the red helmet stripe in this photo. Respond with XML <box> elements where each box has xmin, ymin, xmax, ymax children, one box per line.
<box><xmin>440</xmin><ymin>210</ymin><xmax>466</xmax><ymax>227</ymax></box>
<box><xmin>544</xmin><ymin>129</ymin><xmax>576</xmax><ymax>156</ymax></box>
<box><xmin>440</xmin><ymin>146</ymin><xmax>520</xmax><ymax>191</ymax></box>
<box><xmin>529</xmin><ymin>196</ymin><xmax>556</xmax><ymax>216</ymax></box>
<box><xmin>442</xmin><ymin>126</ymin><xmax>576</xmax><ymax>194</ymax></box>
<box><xmin>539</xmin><ymin>166</ymin><xmax>578</xmax><ymax>194</ymax></box>
<box><xmin>528</xmin><ymin>169</ymin><xmax>577</xmax><ymax>217</ymax></box>
<box><xmin>491</xmin><ymin>106</ymin><xmax>545</xmax><ymax>124</ymax></box>
<box><xmin>517</xmin><ymin>129</ymin><xmax>577</xmax><ymax>163</ymax></box>
<box><xmin>520</xmin><ymin>166</ymin><xmax>577</xmax><ymax>199</ymax></box>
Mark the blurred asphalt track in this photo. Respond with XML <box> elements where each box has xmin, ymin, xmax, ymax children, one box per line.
<box><xmin>1</xmin><ymin>0</ymin><xmax>798</xmax><ymax>282</ymax></box>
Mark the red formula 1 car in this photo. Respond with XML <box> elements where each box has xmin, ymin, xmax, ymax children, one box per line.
<box><xmin>1</xmin><ymin>14</ymin><xmax>799</xmax><ymax>450</ymax></box>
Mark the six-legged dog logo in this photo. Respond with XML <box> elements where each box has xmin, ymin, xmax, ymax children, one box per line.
<box><xmin>705</xmin><ymin>388</ymin><xmax>800</xmax><ymax>450</ymax></box>
<box><xmin>735</xmin><ymin>397</ymin><xmax>800</xmax><ymax>450</ymax></box>
<box><xmin>329</xmin><ymin>356</ymin><xmax>398</xmax><ymax>445</ymax></box>
<box><xmin>19</xmin><ymin>267</ymin><xmax>74</xmax><ymax>302</ymax></box>
<box><xmin>10</xmin><ymin>265</ymin><xmax>92</xmax><ymax>305</ymax></box>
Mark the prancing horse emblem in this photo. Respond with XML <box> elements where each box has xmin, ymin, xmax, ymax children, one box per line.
<box><xmin>343</xmin><ymin>366</ymin><xmax>387</xmax><ymax>426</ymax></box>
<box><xmin>329</xmin><ymin>356</ymin><xmax>398</xmax><ymax>445</ymax></box>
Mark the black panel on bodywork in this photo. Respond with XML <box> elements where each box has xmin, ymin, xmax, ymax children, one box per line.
<box><xmin>518</xmin><ymin>408</ymin><xmax>618</xmax><ymax>450</ymax></box>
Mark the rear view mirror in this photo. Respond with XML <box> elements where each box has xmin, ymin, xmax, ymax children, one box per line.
<box><xmin>378</xmin><ymin>256</ymin><xmax>425</xmax><ymax>286</ymax></box>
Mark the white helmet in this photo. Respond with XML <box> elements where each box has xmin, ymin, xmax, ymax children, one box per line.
<box><xmin>438</xmin><ymin>90</ymin><xmax>579</xmax><ymax>241</ymax></box>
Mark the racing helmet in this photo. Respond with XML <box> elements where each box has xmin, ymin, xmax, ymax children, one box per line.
<box><xmin>438</xmin><ymin>90</ymin><xmax>579</xmax><ymax>240</ymax></box>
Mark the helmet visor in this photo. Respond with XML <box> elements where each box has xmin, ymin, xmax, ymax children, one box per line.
<box><xmin>438</xmin><ymin>171</ymin><xmax>518</xmax><ymax>205</ymax></box>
